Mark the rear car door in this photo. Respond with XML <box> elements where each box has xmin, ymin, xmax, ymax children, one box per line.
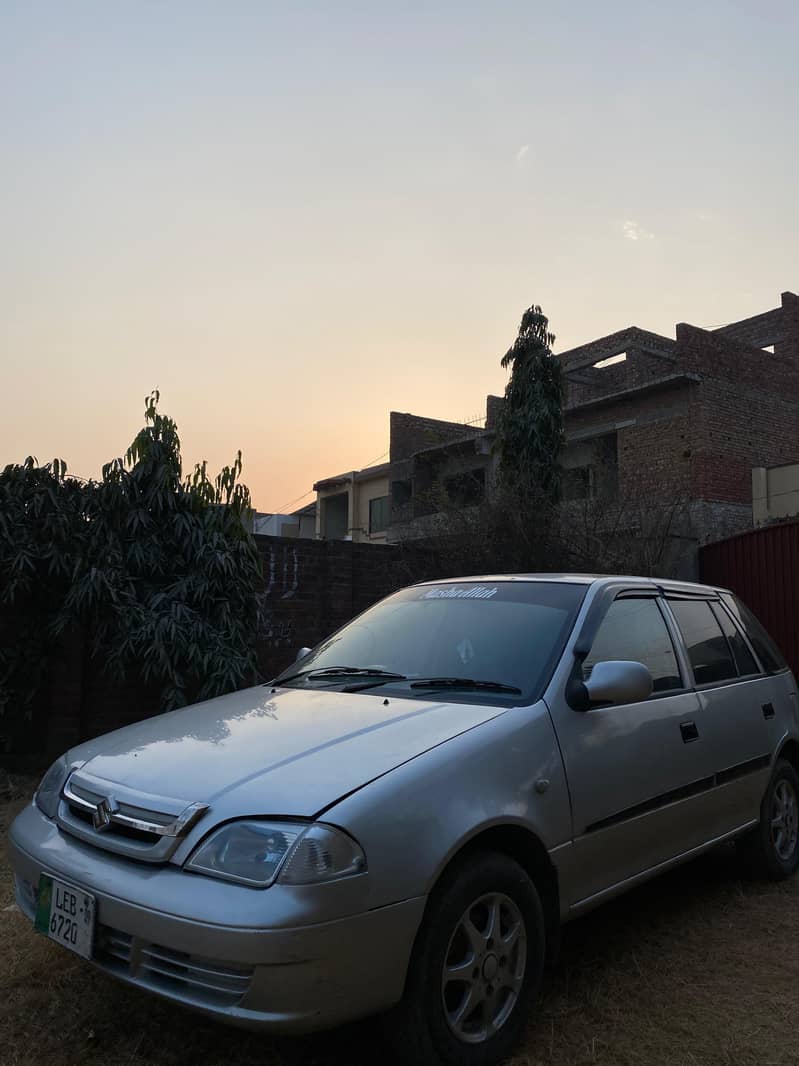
<box><xmin>722</xmin><ymin>594</ymin><xmax>798</xmax><ymax>741</ymax></box>
<box><xmin>664</xmin><ymin>594</ymin><xmax>789</xmax><ymax>835</ymax></box>
<box><xmin>551</xmin><ymin>591</ymin><xmax>716</xmax><ymax>907</ymax></box>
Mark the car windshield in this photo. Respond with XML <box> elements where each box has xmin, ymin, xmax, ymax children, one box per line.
<box><xmin>274</xmin><ymin>580</ymin><xmax>586</xmax><ymax>705</ymax></box>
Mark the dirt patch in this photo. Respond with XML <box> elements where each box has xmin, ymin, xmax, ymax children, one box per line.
<box><xmin>2</xmin><ymin>791</ymin><xmax>799</xmax><ymax>1066</ymax></box>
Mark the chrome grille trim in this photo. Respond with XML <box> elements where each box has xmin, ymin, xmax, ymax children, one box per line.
<box><xmin>57</xmin><ymin>771</ymin><xmax>210</xmax><ymax>863</ymax></box>
<box><xmin>63</xmin><ymin>780</ymin><xmax>208</xmax><ymax>838</ymax></box>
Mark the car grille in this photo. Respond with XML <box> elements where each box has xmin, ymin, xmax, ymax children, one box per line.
<box><xmin>57</xmin><ymin>770</ymin><xmax>209</xmax><ymax>863</ymax></box>
<box><xmin>99</xmin><ymin>927</ymin><xmax>133</xmax><ymax>965</ymax></box>
<box><xmin>64</xmin><ymin>791</ymin><xmax>163</xmax><ymax>846</ymax></box>
<box><xmin>95</xmin><ymin>924</ymin><xmax>253</xmax><ymax>1008</ymax></box>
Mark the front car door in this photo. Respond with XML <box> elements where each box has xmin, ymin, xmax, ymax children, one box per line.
<box><xmin>548</xmin><ymin>589</ymin><xmax>720</xmax><ymax>911</ymax></box>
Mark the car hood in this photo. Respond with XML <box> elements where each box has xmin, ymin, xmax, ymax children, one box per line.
<box><xmin>68</xmin><ymin>684</ymin><xmax>505</xmax><ymax>817</ymax></box>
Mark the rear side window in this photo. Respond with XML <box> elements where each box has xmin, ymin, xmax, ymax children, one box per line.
<box><xmin>669</xmin><ymin>600</ymin><xmax>737</xmax><ymax>685</ymax></box>
<box><xmin>724</xmin><ymin>596</ymin><xmax>787</xmax><ymax>674</ymax></box>
<box><xmin>710</xmin><ymin>603</ymin><xmax>758</xmax><ymax>676</ymax></box>
<box><xmin>583</xmin><ymin>598</ymin><xmax>682</xmax><ymax>694</ymax></box>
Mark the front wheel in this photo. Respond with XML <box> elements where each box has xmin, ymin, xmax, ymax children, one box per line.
<box><xmin>737</xmin><ymin>758</ymin><xmax>799</xmax><ymax>879</ymax></box>
<box><xmin>387</xmin><ymin>851</ymin><xmax>546</xmax><ymax>1066</ymax></box>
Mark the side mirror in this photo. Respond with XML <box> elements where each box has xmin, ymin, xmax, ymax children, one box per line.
<box><xmin>295</xmin><ymin>646</ymin><xmax>312</xmax><ymax>663</ymax></box>
<box><xmin>571</xmin><ymin>660</ymin><xmax>653</xmax><ymax>711</ymax></box>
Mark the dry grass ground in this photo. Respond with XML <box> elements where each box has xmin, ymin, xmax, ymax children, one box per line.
<box><xmin>3</xmin><ymin>780</ymin><xmax>799</xmax><ymax>1066</ymax></box>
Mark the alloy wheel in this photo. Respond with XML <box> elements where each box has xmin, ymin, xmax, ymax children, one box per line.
<box><xmin>441</xmin><ymin>891</ymin><xmax>527</xmax><ymax>1045</ymax></box>
<box><xmin>771</xmin><ymin>778</ymin><xmax>799</xmax><ymax>861</ymax></box>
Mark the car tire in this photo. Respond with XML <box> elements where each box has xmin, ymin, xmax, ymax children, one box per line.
<box><xmin>737</xmin><ymin>758</ymin><xmax>799</xmax><ymax>880</ymax></box>
<box><xmin>386</xmin><ymin>850</ymin><xmax>546</xmax><ymax>1066</ymax></box>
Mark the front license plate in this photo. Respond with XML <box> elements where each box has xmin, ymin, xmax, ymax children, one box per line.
<box><xmin>34</xmin><ymin>875</ymin><xmax>95</xmax><ymax>960</ymax></box>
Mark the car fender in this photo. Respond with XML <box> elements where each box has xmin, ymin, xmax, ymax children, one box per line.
<box><xmin>324</xmin><ymin>699</ymin><xmax>571</xmax><ymax>911</ymax></box>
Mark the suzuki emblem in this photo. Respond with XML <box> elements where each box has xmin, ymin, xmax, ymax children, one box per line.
<box><xmin>92</xmin><ymin>796</ymin><xmax>118</xmax><ymax>832</ymax></box>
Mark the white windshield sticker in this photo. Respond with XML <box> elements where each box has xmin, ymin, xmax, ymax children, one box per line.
<box><xmin>456</xmin><ymin>638</ymin><xmax>475</xmax><ymax>663</ymax></box>
<box><xmin>422</xmin><ymin>586</ymin><xmax>499</xmax><ymax>600</ymax></box>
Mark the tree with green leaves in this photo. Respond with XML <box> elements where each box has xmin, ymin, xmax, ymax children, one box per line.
<box><xmin>495</xmin><ymin>303</ymin><xmax>564</xmax><ymax>501</ymax></box>
<box><xmin>0</xmin><ymin>392</ymin><xmax>262</xmax><ymax>756</ymax></box>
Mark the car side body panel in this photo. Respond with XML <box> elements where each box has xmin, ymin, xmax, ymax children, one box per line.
<box><xmin>325</xmin><ymin>698</ymin><xmax>572</xmax><ymax>909</ymax></box>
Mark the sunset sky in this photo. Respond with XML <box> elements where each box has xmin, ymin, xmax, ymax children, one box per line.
<box><xmin>2</xmin><ymin>1</ymin><xmax>797</xmax><ymax>512</ymax></box>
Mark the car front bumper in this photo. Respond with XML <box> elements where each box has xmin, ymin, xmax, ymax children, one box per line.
<box><xmin>8</xmin><ymin>804</ymin><xmax>426</xmax><ymax>1033</ymax></box>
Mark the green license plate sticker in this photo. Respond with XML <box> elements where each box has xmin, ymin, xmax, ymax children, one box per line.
<box><xmin>33</xmin><ymin>875</ymin><xmax>52</xmax><ymax>934</ymax></box>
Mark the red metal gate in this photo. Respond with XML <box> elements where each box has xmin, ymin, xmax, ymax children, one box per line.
<box><xmin>699</xmin><ymin>520</ymin><xmax>799</xmax><ymax>680</ymax></box>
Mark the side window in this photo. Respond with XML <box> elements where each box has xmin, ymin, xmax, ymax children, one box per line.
<box><xmin>583</xmin><ymin>598</ymin><xmax>682</xmax><ymax>694</ymax></box>
<box><xmin>668</xmin><ymin>600</ymin><xmax>737</xmax><ymax>685</ymax></box>
<box><xmin>368</xmin><ymin>496</ymin><xmax>390</xmax><ymax>535</ymax></box>
<box><xmin>710</xmin><ymin>602</ymin><xmax>758</xmax><ymax>677</ymax></box>
<box><xmin>723</xmin><ymin>596</ymin><xmax>787</xmax><ymax>673</ymax></box>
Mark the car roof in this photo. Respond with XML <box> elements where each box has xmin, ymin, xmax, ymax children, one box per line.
<box><xmin>411</xmin><ymin>573</ymin><xmax>731</xmax><ymax>596</ymax></box>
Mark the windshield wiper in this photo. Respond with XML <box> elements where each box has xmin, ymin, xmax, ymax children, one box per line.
<box><xmin>276</xmin><ymin>666</ymin><xmax>408</xmax><ymax>686</ymax></box>
<box><xmin>274</xmin><ymin>668</ymin><xmax>519</xmax><ymax>695</ymax></box>
<box><xmin>409</xmin><ymin>677</ymin><xmax>522</xmax><ymax>695</ymax></box>
<box><xmin>309</xmin><ymin>667</ymin><xmax>408</xmax><ymax>680</ymax></box>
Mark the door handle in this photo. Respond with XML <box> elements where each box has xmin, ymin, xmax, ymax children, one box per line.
<box><xmin>762</xmin><ymin>702</ymin><xmax>775</xmax><ymax>720</ymax></box>
<box><xmin>680</xmin><ymin>720</ymin><xmax>700</xmax><ymax>743</ymax></box>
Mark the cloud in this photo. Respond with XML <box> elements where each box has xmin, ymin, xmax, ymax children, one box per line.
<box><xmin>516</xmin><ymin>144</ymin><xmax>530</xmax><ymax>163</ymax></box>
<box><xmin>622</xmin><ymin>219</ymin><xmax>655</xmax><ymax>241</ymax></box>
<box><xmin>693</xmin><ymin>209</ymin><xmax>721</xmax><ymax>224</ymax></box>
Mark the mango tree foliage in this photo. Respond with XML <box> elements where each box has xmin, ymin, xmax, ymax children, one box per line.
<box><xmin>0</xmin><ymin>392</ymin><xmax>262</xmax><ymax>741</ymax></box>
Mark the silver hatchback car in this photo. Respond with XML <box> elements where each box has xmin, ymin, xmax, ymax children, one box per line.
<box><xmin>9</xmin><ymin>575</ymin><xmax>799</xmax><ymax>1066</ymax></box>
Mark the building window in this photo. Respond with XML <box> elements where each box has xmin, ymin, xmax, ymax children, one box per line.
<box><xmin>369</xmin><ymin>495</ymin><xmax>390</xmax><ymax>534</ymax></box>
<box><xmin>562</xmin><ymin>433</ymin><xmax>617</xmax><ymax>501</ymax></box>
<box><xmin>321</xmin><ymin>492</ymin><xmax>349</xmax><ymax>540</ymax></box>
<box><xmin>562</xmin><ymin>466</ymin><xmax>591</xmax><ymax>501</ymax></box>
<box><xmin>391</xmin><ymin>479</ymin><xmax>412</xmax><ymax>506</ymax></box>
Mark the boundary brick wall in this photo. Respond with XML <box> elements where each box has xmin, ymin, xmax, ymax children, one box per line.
<box><xmin>252</xmin><ymin>534</ymin><xmax>411</xmax><ymax>682</ymax></box>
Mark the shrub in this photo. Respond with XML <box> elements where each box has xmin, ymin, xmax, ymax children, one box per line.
<box><xmin>0</xmin><ymin>392</ymin><xmax>262</xmax><ymax>750</ymax></box>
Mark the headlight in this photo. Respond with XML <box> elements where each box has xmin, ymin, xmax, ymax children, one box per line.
<box><xmin>34</xmin><ymin>756</ymin><xmax>69</xmax><ymax>820</ymax></box>
<box><xmin>185</xmin><ymin>820</ymin><xmax>366</xmax><ymax>888</ymax></box>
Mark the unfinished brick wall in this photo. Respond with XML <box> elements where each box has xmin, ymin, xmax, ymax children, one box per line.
<box><xmin>564</xmin><ymin>380</ymin><xmax>695</xmax><ymax>502</ymax></box>
<box><xmin>555</xmin><ymin>294</ymin><xmax>799</xmax><ymax>546</ymax></box>
<box><xmin>559</xmin><ymin>327</ymin><xmax>678</xmax><ymax>371</ymax></box>
<box><xmin>485</xmin><ymin>394</ymin><xmax>504</xmax><ymax>431</ymax></box>
<box><xmin>617</xmin><ymin>414</ymin><xmax>693</xmax><ymax>500</ymax></box>
<box><xmin>678</xmin><ymin>320</ymin><xmax>799</xmax><ymax>401</ymax></box>
<box><xmin>677</xmin><ymin>321</ymin><xmax>799</xmax><ymax>520</ymax></box>
<box><xmin>560</xmin><ymin>328</ymin><xmax>679</xmax><ymax>409</ymax></box>
<box><xmin>714</xmin><ymin>292</ymin><xmax>799</xmax><ymax>360</ymax></box>
<box><xmin>389</xmin><ymin>411</ymin><xmax>482</xmax><ymax>462</ymax></box>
